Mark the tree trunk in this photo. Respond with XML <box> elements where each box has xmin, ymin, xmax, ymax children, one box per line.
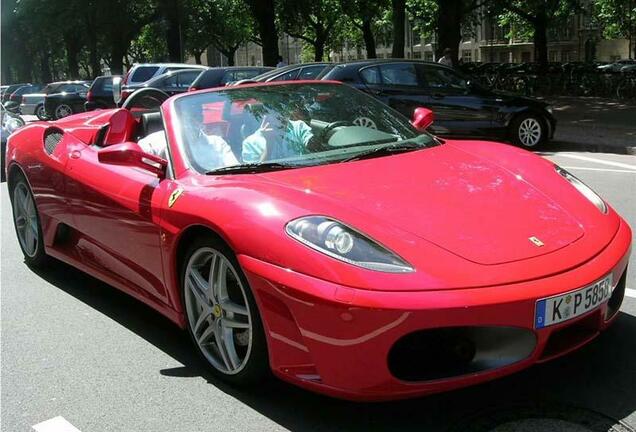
<box><xmin>224</xmin><ymin>49</ymin><xmax>236</xmax><ymax>66</ymax></box>
<box><xmin>40</xmin><ymin>47</ymin><xmax>52</xmax><ymax>83</ymax></box>
<box><xmin>362</xmin><ymin>19</ymin><xmax>377</xmax><ymax>58</ymax></box>
<box><xmin>391</xmin><ymin>0</ymin><xmax>406</xmax><ymax>58</ymax></box>
<box><xmin>194</xmin><ymin>51</ymin><xmax>203</xmax><ymax>65</ymax></box>
<box><xmin>244</xmin><ymin>0</ymin><xmax>279</xmax><ymax>66</ymax></box>
<box><xmin>314</xmin><ymin>40</ymin><xmax>325</xmax><ymax>62</ymax></box>
<box><xmin>88</xmin><ymin>36</ymin><xmax>101</xmax><ymax>78</ymax></box>
<box><xmin>435</xmin><ymin>0</ymin><xmax>462</xmax><ymax>65</ymax></box>
<box><xmin>110</xmin><ymin>40</ymin><xmax>128</xmax><ymax>75</ymax></box>
<box><xmin>159</xmin><ymin>0</ymin><xmax>182</xmax><ymax>62</ymax></box>
<box><xmin>65</xmin><ymin>45</ymin><xmax>80</xmax><ymax>79</ymax></box>
<box><xmin>533</xmin><ymin>13</ymin><xmax>548</xmax><ymax>73</ymax></box>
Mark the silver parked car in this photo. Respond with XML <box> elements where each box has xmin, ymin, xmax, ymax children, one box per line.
<box><xmin>20</xmin><ymin>81</ymin><xmax>89</xmax><ymax>120</ymax></box>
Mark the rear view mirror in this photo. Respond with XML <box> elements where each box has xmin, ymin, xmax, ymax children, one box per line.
<box><xmin>98</xmin><ymin>142</ymin><xmax>167</xmax><ymax>177</ymax></box>
<box><xmin>411</xmin><ymin>107</ymin><xmax>434</xmax><ymax>131</ymax></box>
<box><xmin>112</xmin><ymin>76</ymin><xmax>122</xmax><ymax>105</ymax></box>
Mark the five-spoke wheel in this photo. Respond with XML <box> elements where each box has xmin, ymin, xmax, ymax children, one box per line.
<box><xmin>11</xmin><ymin>175</ymin><xmax>48</xmax><ymax>266</ymax></box>
<box><xmin>182</xmin><ymin>238</ymin><xmax>268</xmax><ymax>383</ymax></box>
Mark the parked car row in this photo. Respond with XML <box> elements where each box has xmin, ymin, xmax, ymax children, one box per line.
<box><xmin>3</xmin><ymin>58</ymin><xmax>555</xmax><ymax>148</ymax></box>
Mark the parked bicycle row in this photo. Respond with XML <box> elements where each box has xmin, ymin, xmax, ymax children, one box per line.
<box><xmin>459</xmin><ymin>60</ymin><xmax>636</xmax><ymax>100</ymax></box>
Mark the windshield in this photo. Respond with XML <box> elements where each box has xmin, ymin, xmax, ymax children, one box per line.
<box><xmin>172</xmin><ymin>83</ymin><xmax>434</xmax><ymax>173</ymax></box>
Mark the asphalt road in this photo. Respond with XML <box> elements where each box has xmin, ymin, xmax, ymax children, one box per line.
<box><xmin>1</xmin><ymin>149</ymin><xmax>636</xmax><ymax>432</ymax></box>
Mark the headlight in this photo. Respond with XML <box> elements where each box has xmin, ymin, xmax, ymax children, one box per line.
<box><xmin>546</xmin><ymin>105</ymin><xmax>554</xmax><ymax>115</ymax></box>
<box><xmin>555</xmin><ymin>165</ymin><xmax>607</xmax><ymax>214</ymax></box>
<box><xmin>286</xmin><ymin>216</ymin><xmax>414</xmax><ymax>273</ymax></box>
<box><xmin>2</xmin><ymin>116</ymin><xmax>23</xmax><ymax>134</ymax></box>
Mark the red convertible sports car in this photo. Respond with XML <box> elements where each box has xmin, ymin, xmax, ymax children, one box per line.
<box><xmin>6</xmin><ymin>81</ymin><xmax>631</xmax><ymax>401</ymax></box>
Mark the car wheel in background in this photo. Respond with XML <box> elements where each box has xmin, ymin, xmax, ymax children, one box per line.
<box><xmin>511</xmin><ymin>113</ymin><xmax>546</xmax><ymax>148</ymax></box>
<box><xmin>35</xmin><ymin>104</ymin><xmax>47</xmax><ymax>120</ymax></box>
<box><xmin>181</xmin><ymin>235</ymin><xmax>269</xmax><ymax>385</ymax></box>
<box><xmin>10</xmin><ymin>173</ymin><xmax>49</xmax><ymax>267</ymax></box>
<box><xmin>55</xmin><ymin>104</ymin><xmax>73</xmax><ymax>119</ymax></box>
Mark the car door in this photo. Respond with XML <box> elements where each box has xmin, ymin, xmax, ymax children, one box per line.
<box><xmin>63</xmin><ymin>117</ymin><xmax>171</xmax><ymax>304</ymax></box>
<box><xmin>176</xmin><ymin>70</ymin><xmax>202</xmax><ymax>92</ymax></box>
<box><xmin>359</xmin><ymin>63</ymin><xmax>430</xmax><ymax>120</ymax></box>
<box><xmin>415</xmin><ymin>64</ymin><xmax>496</xmax><ymax>137</ymax></box>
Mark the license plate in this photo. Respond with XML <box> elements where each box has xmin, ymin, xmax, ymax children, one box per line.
<box><xmin>535</xmin><ymin>274</ymin><xmax>613</xmax><ymax>329</ymax></box>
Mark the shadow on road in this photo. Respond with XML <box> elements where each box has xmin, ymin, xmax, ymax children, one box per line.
<box><xmin>31</xmin><ymin>259</ymin><xmax>636</xmax><ymax>431</ymax></box>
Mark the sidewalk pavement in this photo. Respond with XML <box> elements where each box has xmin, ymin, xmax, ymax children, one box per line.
<box><xmin>545</xmin><ymin>97</ymin><xmax>636</xmax><ymax>150</ymax></box>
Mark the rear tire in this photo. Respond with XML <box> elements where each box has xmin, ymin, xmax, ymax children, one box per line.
<box><xmin>510</xmin><ymin>113</ymin><xmax>546</xmax><ymax>148</ymax></box>
<box><xmin>10</xmin><ymin>173</ymin><xmax>49</xmax><ymax>267</ymax></box>
<box><xmin>180</xmin><ymin>234</ymin><xmax>269</xmax><ymax>386</ymax></box>
<box><xmin>55</xmin><ymin>104</ymin><xmax>73</xmax><ymax>119</ymax></box>
<box><xmin>35</xmin><ymin>104</ymin><xmax>47</xmax><ymax>120</ymax></box>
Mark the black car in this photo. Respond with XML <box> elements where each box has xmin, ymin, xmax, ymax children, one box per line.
<box><xmin>44</xmin><ymin>81</ymin><xmax>90</xmax><ymax>119</ymax></box>
<box><xmin>188</xmin><ymin>66</ymin><xmax>273</xmax><ymax>90</ymax></box>
<box><xmin>319</xmin><ymin>60</ymin><xmax>556</xmax><ymax>147</ymax></box>
<box><xmin>122</xmin><ymin>69</ymin><xmax>205</xmax><ymax>101</ymax></box>
<box><xmin>242</xmin><ymin>62</ymin><xmax>330</xmax><ymax>84</ymax></box>
<box><xmin>85</xmin><ymin>75</ymin><xmax>120</xmax><ymax>111</ymax></box>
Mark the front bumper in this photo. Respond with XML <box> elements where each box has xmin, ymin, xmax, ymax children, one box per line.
<box><xmin>239</xmin><ymin>220</ymin><xmax>631</xmax><ymax>401</ymax></box>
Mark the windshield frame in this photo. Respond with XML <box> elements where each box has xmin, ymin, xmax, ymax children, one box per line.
<box><xmin>164</xmin><ymin>81</ymin><xmax>436</xmax><ymax>177</ymax></box>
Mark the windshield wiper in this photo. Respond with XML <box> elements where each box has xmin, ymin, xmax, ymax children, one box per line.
<box><xmin>339</xmin><ymin>142</ymin><xmax>423</xmax><ymax>163</ymax></box>
<box><xmin>206</xmin><ymin>162</ymin><xmax>296</xmax><ymax>175</ymax></box>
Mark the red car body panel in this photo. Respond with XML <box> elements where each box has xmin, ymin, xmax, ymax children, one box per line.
<box><xmin>5</xmin><ymin>81</ymin><xmax>632</xmax><ymax>401</ymax></box>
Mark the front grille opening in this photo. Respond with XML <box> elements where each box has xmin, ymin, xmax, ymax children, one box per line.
<box><xmin>540</xmin><ymin>312</ymin><xmax>599</xmax><ymax>361</ymax></box>
<box><xmin>606</xmin><ymin>268</ymin><xmax>627</xmax><ymax>320</ymax></box>
<box><xmin>388</xmin><ymin>326</ymin><xmax>536</xmax><ymax>382</ymax></box>
<box><xmin>43</xmin><ymin>128</ymin><xmax>63</xmax><ymax>155</ymax></box>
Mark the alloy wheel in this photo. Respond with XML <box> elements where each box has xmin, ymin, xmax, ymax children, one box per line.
<box><xmin>35</xmin><ymin>105</ymin><xmax>46</xmax><ymax>120</ymax></box>
<box><xmin>184</xmin><ymin>247</ymin><xmax>253</xmax><ymax>375</ymax></box>
<box><xmin>55</xmin><ymin>104</ymin><xmax>73</xmax><ymax>119</ymax></box>
<box><xmin>518</xmin><ymin>118</ymin><xmax>542</xmax><ymax>147</ymax></box>
<box><xmin>13</xmin><ymin>182</ymin><xmax>39</xmax><ymax>257</ymax></box>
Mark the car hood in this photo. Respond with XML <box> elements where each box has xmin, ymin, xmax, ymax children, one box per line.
<box><xmin>260</xmin><ymin>144</ymin><xmax>583</xmax><ymax>265</ymax></box>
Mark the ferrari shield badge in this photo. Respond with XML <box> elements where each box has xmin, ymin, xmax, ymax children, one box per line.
<box><xmin>528</xmin><ymin>236</ymin><xmax>544</xmax><ymax>247</ymax></box>
<box><xmin>168</xmin><ymin>188</ymin><xmax>184</xmax><ymax>208</ymax></box>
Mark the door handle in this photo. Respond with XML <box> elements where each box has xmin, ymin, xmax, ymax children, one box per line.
<box><xmin>69</xmin><ymin>150</ymin><xmax>81</xmax><ymax>159</ymax></box>
<box><xmin>431</xmin><ymin>93</ymin><xmax>444</xmax><ymax>99</ymax></box>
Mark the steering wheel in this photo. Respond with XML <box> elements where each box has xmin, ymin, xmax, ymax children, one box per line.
<box><xmin>353</xmin><ymin>116</ymin><xmax>377</xmax><ymax>129</ymax></box>
<box><xmin>121</xmin><ymin>88</ymin><xmax>170</xmax><ymax>111</ymax></box>
<box><xmin>320</xmin><ymin>121</ymin><xmax>352</xmax><ymax>141</ymax></box>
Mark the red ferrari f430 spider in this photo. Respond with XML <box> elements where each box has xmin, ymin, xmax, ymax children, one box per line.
<box><xmin>5</xmin><ymin>81</ymin><xmax>631</xmax><ymax>401</ymax></box>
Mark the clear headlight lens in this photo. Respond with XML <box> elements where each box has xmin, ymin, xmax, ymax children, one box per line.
<box><xmin>286</xmin><ymin>216</ymin><xmax>414</xmax><ymax>273</ymax></box>
<box><xmin>555</xmin><ymin>165</ymin><xmax>607</xmax><ymax>214</ymax></box>
<box><xmin>2</xmin><ymin>115</ymin><xmax>23</xmax><ymax>134</ymax></box>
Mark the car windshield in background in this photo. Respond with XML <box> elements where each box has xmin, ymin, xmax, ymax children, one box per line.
<box><xmin>172</xmin><ymin>83</ymin><xmax>434</xmax><ymax>174</ymax></box>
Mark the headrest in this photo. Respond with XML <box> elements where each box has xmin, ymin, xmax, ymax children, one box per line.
<box><xmin>140</xmin><ymin>112</ymin><xmax>164</xmax><ymax>137</ymax></box>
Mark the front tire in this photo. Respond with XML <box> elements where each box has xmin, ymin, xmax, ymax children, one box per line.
<box><xmin>511</xmin><ymin>113</ymin><xmax>546</xmax><ymax>148</ymax></box>
<box><xmin>11</xmin><ymin>174</ymin><xmax>49</xmax><ymax>267</ymax></box>
<box><xmin>181</xmin><ymin>235</ymin><xmax>269</xmax><ymax>385</ymax></box>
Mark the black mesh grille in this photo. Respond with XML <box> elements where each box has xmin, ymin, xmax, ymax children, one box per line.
<box><xmin>44</xmin><ymin>129</ymin><xmax>63</xmax><ymax>155</ymax></box>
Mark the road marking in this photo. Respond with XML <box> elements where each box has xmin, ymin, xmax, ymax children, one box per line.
<box><xmin>33</xmin><ymin>416</ymin><xmax>82</xmax><ymax>432</ymax></box>
<box><xmin>626</xmin><ymin>288</ymin><xmax>636</xmax><ymax>299</ymax></box>
<box><xmin>560</xmin><ymin>165</ymin><xmax>636</xmax><ymax>173</ymax></box>
<box><xmin>561</xmin><ymin>165</ymin><xmax>636</xmax><ymax>173</ymax></box>
<box><xmin>554</xmin><ymin>153</ymin><xmax>636</xmax><ymax>171</ymax></box>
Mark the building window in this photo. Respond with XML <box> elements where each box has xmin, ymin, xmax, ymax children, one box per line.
<box><xmin>461</xmin><ymin>50</ymin><xmax>472</xmax><ymax>62</ymax></box>
<box><xmin>549</xmin><ymin>50</ymin><xmax>559</xmax><ymax>62</ymax></box>
<box><xmin>413</xmin><ymin>51</ymin><xmax>422</xmax><ymax>59</ymax></box>
<box><xmin>521</xmin><ymin>52</ymin><xmax>531</xmax><ymax>62</ymax></box>
<box><xmin>424</xmin><ymin>52</ymin><xmax>434</xmax><ymax>61</ymax></box>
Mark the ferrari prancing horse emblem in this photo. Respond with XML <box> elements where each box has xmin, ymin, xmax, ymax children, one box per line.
<box><xmin>528</xmin><ymin>236</ymin><xmax>544</xmax><ymax>247</ymax></box>
<box><xmin>168</xmin><ymin>188</ymin><xmax>184</xmax><ymax>208</ymax></box>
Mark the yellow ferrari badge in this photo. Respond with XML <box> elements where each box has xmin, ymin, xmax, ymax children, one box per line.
<box><xmin>168</xmin><ymin>188</ymin><xmax>184</xmax><ymax>208</ymax></box>
<box><xmin>528</xmin><ymin>236</ymin><xmax>544</xmax><ymax>247</ymax></box>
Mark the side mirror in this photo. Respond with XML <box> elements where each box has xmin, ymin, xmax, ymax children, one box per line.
<box><xmin>112</xmin><ymin>76</ymin><xmax>123</xmax><ymax>105</ymax></box>
<box><xmin>411</xmin><ymin>107</ymin><xmax>434</xmax><ymax>131</ymax></box>
<box><xmin>98</xmin><ymin>142</ymin><xmax>167</xmax><ymax>177</ymax></box>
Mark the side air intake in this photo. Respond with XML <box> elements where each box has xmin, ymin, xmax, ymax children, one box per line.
<box><xmin>43</xmin><ymin>128</ymin><xmax>64</xmax><ymax>155</ymax></box>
